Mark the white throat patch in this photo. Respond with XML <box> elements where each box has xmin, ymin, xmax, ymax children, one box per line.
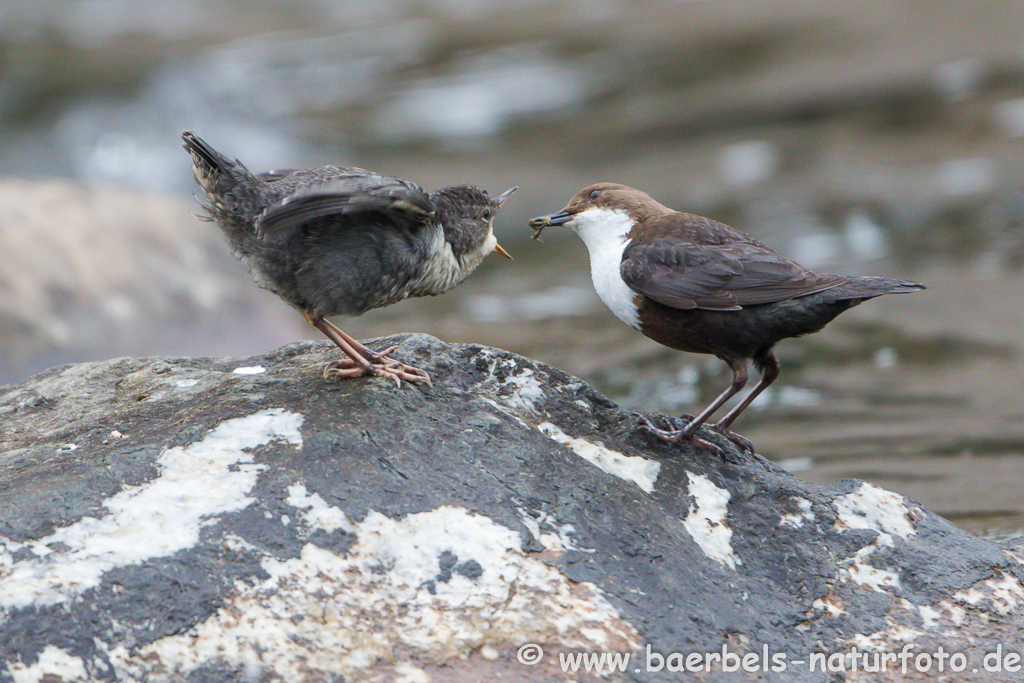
<box><xmin>568</xmin><ymin>208</ymin><xmax>641</xmax><ymax>330</ymax></box>
<box><xmin>413</xmin><ymin>226</ymin><xmax>495</xmax><ymax>297</ymax></box>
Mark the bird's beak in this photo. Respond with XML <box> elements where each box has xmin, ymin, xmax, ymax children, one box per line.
<box><xmin>490</xmin><ymin>187</ymin><xmax>516</xmax><ymax>259</ymax></box>
<box><xmin>528</xmin><ymin>209</ymin><xmax>572</xmax><ymax>240</ymax></box>
<box><xmin>494</xmin><ymin>186</ymin><xmax>518</xmax><ymax>207</ymax></box>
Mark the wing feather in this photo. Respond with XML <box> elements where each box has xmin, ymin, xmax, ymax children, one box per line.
<box><xmin>256</xmin><ymin>174</ymin><xmax>434</xmax><ymax>241</ymax></box>
<box><xmin>620</xmin><ymin>239</ymin><xmax>846</xmax><ymax>311</ymax></box>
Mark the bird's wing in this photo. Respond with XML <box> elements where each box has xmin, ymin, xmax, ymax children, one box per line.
<box><xmin>620</xmin><ymin>238</ymin><xmax>847</xmax><ymax>311</ymax></box>
<box><xmin>256</xmin><ymin>174</ymin><xmax>434</xmax><ymax>241</ymax></box>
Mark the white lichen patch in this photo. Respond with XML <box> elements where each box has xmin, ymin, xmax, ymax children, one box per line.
<box><xmin>105</xmin><ymin>506</ymin><xmax>640</xmax><ymax>681</ymax></box>
<box><xmin>779</xmin><ymin>497</ymin><xmax>814</xmax><ymax>528</ymax></box>
<box><xmin>887</xmin><ymin>575</ymin><xmax>1024</xmax><ymax>650</ymax></box>
<box><xmin>920</xmin><ymin>599</ymin><xmax>967</xmax><ymax>627</ymax></box>
<box><xmin>847</xmin><ymin>624</ymin><xmax>924</xmax><ymax>651</ymax></box>
<box><xmin>480</xmin><ymin>397</ymin><xmax>532</xmax><ymax>430</ymax></box>
<box><xmin>500</xmin><ymin>366</ymin><xmax>545</xmax><ymax>413</ymax></box>
<box><xmin>232</xmin><ymin>365</ymin><xmax>266</xmax><ymax>375</ymax></box>
<box><xmin>918</xmin><ymin>604</ymin><xmax>944</xmax><ymax>629</ymax></box>
<box><xmin>0</xmin><ymin>409</ymin><xmax>304</xmax><ymax>612</ymax></box>
<box><xmin>838</xmin><ymin>533</ymin><xmax>902</xmax><ymax>591</ymax></box>
<box><xmin>477</xmin><ymin>351</ymin><xmax>547</xmax><ymax>415</ymax></box>
<box><xmin>831</xmin><ymin>483</ymin><xmax>916</xmax><ymax>594</ymax></box>
<box><xmin>515</xmin><ymin>504</ymin><xmax>594</xmax><ymax>554</ymax></box>
<box><xmin>1004</xmin><ymin>546</ymin><xmax>1024</xmax><ymax>569</ymax></box>
<box><xmin>6</xmin><ymin>645</ymin><xmax>87</xmax><ymax>683</ymax></box>
<box><xmin>953</xmin><ymin>570</ymin><xmax>1024</xmax><ymax>616</ymax></box>
<box><xmin>537</xmin><ymin>422</ymin><xmax>660</xmax><ymax>493</ymax></box>
<box><xmin>837</xmin><ymin>597</ymin><xmax>927</xmax><ymax>652</ymax></box>
<box><xmin>681</xmin><ymin>473</ymin><xmax>739</xmax><ymax>570</ymax></box>
<box><xmin>286</xmin><ymin>483</ymin><xmax>355</xmax><ymax>534</ymax></box>
<box><xmin>833</xmin><ymin>483</ymin><xmax>915</xmax><ymax>539</ymax></box>
<box><xmin>812</xmin><ymin>595</ymin><xmax>846</xmax><ymax>617</ymax></box>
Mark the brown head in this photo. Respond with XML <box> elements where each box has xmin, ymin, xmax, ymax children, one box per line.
<box><xmin>529</xmin><ymin>183</ymin><xmax>672</xmax><ymax>240</ymax></box>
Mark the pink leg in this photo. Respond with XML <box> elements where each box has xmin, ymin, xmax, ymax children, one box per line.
<box><xmin>303</xmin><ymin>311</ymin><xmax>432</xmax><ymax>387</ymax></box>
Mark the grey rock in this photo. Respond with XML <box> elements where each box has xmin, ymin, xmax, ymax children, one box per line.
<box><xmin>1</xmin><ymin>335</ymin><xmax>1022</xmax><ymax>682</ymax></box>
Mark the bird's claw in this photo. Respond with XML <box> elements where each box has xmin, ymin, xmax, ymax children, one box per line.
<box><xmin>322</xmin><ymin>351</ymin><xmax>433</xmax><ymax>388</ymax></box>
<box><xmin>634</xmin><ymin>413</ymin><xmax>750</xmax><ymax>462</ymax></box>
<box><xmin>707</xmin><ymin>423</ymin><xmax>756</xmax><ymax>454</ymax></box>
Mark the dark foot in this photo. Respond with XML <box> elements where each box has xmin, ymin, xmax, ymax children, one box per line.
<box><xmin>634</xmin><ymin>414</ymin><xmax>748</xmax><ymax>464</ymax></box>
<box><xmin>322</xmin><ymin>347</ymin><xmax>432</xmax><ymax>388</ymax></box>
<box><xmin>707</xmin><ymin>423</ymin><xmax>755</xmax><ymax>454</ymax></box>
<box><xmin>635</xmin><ymin>415</ymin><xmax>724</xmax><ymax>458</ymax></box>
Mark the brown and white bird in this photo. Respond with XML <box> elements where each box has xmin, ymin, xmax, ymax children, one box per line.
<box><xmin>183</xmin><ymin>131</ymin><xmax>516</xmax><ymax>386</ymax></box>
<box><xmin>530</xmin><ymin>183</ymin><xmax>924</xmax><ymax>457</ymax></box>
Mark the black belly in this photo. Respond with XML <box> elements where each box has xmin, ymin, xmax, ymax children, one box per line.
<box><xmin>636</xmin><ymin>293</ymin><xmax>861</xmax><ymax>361</ymax></box>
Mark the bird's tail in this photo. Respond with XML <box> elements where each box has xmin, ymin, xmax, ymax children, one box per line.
<box><xmin>834</xmin><ymin>276</ymin><xmax>926</xmax><ymax>300</ymax></box>
<box><xmin>181</xmin><ymin>131</ymin><xmax>259</xmax><ymax>221</ymax></box>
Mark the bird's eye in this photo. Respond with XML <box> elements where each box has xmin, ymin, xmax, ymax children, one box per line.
<box><xmin>590</xmin><ymin>189</ymin><xmax>601</xmax><ymax>199</ymax></box>
<box><xmin>482</xmin><ymin>208</ymin><xmax>491</xmax><ymax>218</ymax></box>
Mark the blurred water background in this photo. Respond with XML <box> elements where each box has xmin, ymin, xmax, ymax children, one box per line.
<box><xmin>2</xmin><ymin>0</ymin><xmax>1024</xmax><ymax>535</ymax></box>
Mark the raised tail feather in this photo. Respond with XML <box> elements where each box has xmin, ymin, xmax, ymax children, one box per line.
<box><xmin>182</xmin><ymin>131</ymin><xmax>225</xmax><ymax>171</ymax></box>
<box><xmin>181</xmin><ymin>131</ymin><xmax>255</xmax><ymax>200</ymax></box>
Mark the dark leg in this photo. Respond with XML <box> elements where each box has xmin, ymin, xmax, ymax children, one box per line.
<box><xmin>303</xmin><ymin>311</ymin><xmax>432</xmax><ymax>387</ymax></box>
<box><xmin>702</xmin><ymin>349</ymin><xmax>779</xmax><ymax>454</ymax></box>
<box><xmin>716</xmin><ymin>350</ymin><xmax>779</xmax><ymax>431</ymax></box>
<box><xmin>637</xmin><ymin>358</ymin><xmax>749</xmax><ymax>456</ymax></box>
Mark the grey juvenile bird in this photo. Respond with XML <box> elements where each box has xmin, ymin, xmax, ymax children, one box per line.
<box><xmin>531</xmin><ymin>183</ymin><xmax>925</xmax><ymax>458</ymax></box>
<box><xmin>183</xmin><ymin>131</ymin><xmax>516</xmax><ymax>386</ymax></box>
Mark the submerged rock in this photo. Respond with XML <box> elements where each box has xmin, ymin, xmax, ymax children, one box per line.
<box><xmin>1</xmin><ymin>335</ymin><xmax>1021</xmax><ymax>682</ymax></box>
